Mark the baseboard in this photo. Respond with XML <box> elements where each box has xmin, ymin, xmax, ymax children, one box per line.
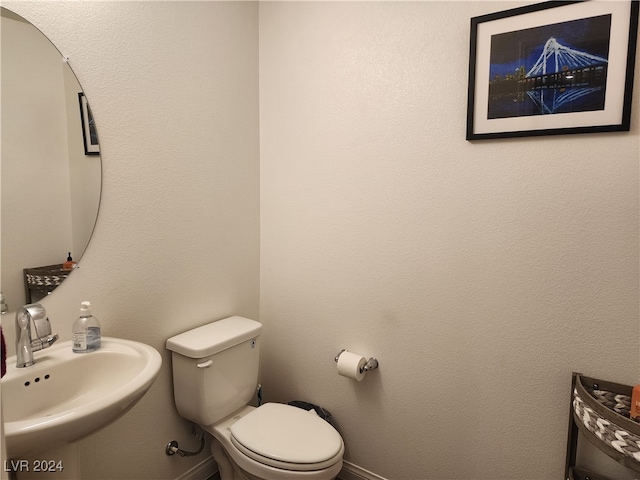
<box><xmin>174</xmin><ymin>456</ymin><xmax>381</xmax><ymax>480</ymax></box>
<box><xmin>174</xmin><ymin>456</ymin><xmax>218</xmax><ymax>480</ymax></box>
<box><xmin>339</xmin><ymin>461</ymin><xmax>388</xmax><ymax>480</ymax></box>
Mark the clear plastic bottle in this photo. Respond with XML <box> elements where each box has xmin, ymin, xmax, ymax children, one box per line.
<box><xmin>72</xmin><ymin>301</ymin><xmax>101</xmax><ymax>353</ymax></box>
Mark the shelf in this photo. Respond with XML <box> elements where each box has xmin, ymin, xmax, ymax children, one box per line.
<box><xmin>23</xmin><ymin>264</ymin><xmax>69</xmax><ymax>303</ymax></box>
<box><xmin>566</xmin><ymin>372</ymin><xmax>640</xmax><ymax>479</ymax></box>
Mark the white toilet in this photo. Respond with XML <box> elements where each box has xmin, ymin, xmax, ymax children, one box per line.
<box><xmin>166</xmin><ymin>316</ymin><xmax>345</xmax><ymax>480</ymax></box>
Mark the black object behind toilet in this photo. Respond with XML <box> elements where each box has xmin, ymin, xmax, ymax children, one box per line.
<box><xmin>288</xmin><ymin>400</ymin><xmax>334</xmax><ymax>426</ymax></box>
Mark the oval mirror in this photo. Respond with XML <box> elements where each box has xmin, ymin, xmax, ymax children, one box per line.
<box><xmin>1</xmin><ymin>8</ymin><xmax>102</xmax><ymax>311</ymax></box>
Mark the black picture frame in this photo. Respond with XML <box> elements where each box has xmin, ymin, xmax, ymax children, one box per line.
<box><xmin>78</xmin><ymin>92</ymin><xmax>99</xmax><ymax>155</ymax></box>
<box><xmin>466</xmin><ymin>0</ymin><xmax>639</xmax><ymax>140</ymax></box>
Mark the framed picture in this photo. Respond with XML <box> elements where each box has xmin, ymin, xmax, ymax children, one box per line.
<box><xmin>466</xmin><ymin>0</ymin><xmax>639</xmax><ymax>140</ymax></box>
<box><xmin>78</xmin><ymin>92</ymin><xmax>100</xmax><ymax>155</ymax></box>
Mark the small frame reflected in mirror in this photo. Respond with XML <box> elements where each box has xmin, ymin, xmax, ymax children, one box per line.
<box><xmin>79</xmin><ymin>92</ymin><xmax>99</xmax><ymax>155</ymax></box>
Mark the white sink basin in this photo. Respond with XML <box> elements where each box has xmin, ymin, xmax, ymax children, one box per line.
<box><xmin>2</xmin><ymin>337</ymin><xmax>162</xmax><ymax>459</ymax></box>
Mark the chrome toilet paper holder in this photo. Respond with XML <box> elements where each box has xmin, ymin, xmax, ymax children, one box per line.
<box><xmin>334</xmin><ymin>349</ymin><xmax>379</xmax><ymax>373</ymax></box>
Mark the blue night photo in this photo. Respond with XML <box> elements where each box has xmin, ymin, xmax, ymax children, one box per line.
<box><xmin>488</xmin><ymin>14</ymin><xmax>612</xmax><ymax>119</ymax></box>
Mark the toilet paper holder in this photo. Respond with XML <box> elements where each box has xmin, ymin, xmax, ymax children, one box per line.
<box><xmin>334</xmin><ymin>349</ymin><xmax>379</xmax><ymax>373</ymax></box>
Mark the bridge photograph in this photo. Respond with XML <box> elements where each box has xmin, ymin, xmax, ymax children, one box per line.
<box><xmin>467</xmin><ymin>0</ymin><xmax>638</xmax><ymax>140</ymax></box>
<box><xmin>487</xmin><ymin>14</ymin><xmax>612</xmax><ymax>119</ymax></box>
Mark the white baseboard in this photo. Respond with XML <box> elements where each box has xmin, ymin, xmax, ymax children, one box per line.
<box><xmin>174</xmin><ymin>456</ymin><xmax>383</xmax><ymax>480</ymax></box>
<box><xmin>339</xmin><ymin>461</ymin><xmax>388</xmax><ymax>480</ymax></box>
<box><xmin>174</xmin><ymin>456</ymin><xmax>218</xmax><ymax>480</ymax></box>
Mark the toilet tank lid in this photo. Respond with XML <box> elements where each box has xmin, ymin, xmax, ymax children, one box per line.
<box><xmin>166</xmin><ymin>316</ymin><xmax>262</xmax><ymax>358</ymax></box>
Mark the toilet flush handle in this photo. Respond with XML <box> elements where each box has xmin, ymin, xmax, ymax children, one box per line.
<box><xmin>196</xmin><ymin>360</ymin><xmax>213</xmax><ymax>368</ymax></box>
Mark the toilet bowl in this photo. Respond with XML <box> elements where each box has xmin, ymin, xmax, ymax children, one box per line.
<box><xmin>205</xmin><ymin>404</ymin><xmax>343</xmax><ymax>480</ymax></box>
<box><xmin>166</xmin><ymin>316</ymin><xmax>345</xmax><ymax>480</ymax></box>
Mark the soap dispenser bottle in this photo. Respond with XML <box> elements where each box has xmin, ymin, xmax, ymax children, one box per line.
<box><xmin>72</xmin><ymin>301</ymin><xmax>101</xmax><ymax>353</ymax></box>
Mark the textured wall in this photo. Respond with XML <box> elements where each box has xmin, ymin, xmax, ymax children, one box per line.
<box><xmin>1</xmin><ymin>1</ymin><xmax>638</xmax><ymax>479</ymax></box>
<box><xmin>1</xmin><ymin>2</ymin><xmax>259</xmax><ymax>479</ymax></box>
<box><xmin>259</xmin><ymin>2</ymin><xmax>639</xmax><ymax>479</ymax></box>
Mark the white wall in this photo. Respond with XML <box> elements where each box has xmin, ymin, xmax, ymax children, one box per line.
<box><xmin>259</xmin><ymin>2</ymin><xmax>639</xmax><ymax>479</ymax></box>
<box><xmin>1</xmin><ymin>2</ymin><xmax>259</xmax><ymax>479</ymax></box>
<box><xmin>0</xmin><ymin>1</ymin><xmax>638</xmax><ymax>480</ymax></box>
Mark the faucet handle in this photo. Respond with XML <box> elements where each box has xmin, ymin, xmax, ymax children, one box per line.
<box><xmin>31</xmin><ymin>333</ymin><xmax>59</xmax><ymax>350</ymax></box>
<box><xmin>25</xmin><ymin>304</ymin><xmax>52</xmax><ymax>339</ymax></box>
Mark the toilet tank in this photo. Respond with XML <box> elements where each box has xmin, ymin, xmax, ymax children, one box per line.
<box><xmin>166</xmin><ymin>316</ymin><xmax>262</xmax><ymax>426</ymax></box>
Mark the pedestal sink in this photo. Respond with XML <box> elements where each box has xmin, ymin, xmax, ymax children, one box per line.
<box><xmin>2</xmin><ymin>337</ymin><xmax>162</xmax><ymax>459</ymax></box>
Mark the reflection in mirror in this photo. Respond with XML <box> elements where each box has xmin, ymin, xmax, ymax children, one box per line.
<box><xmin>1</xmin><ymin>8</ymin><xmax>102</xmax><ymax>310</ymax></box>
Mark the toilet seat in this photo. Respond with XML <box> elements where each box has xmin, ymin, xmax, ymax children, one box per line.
<box><xmin>230</xmin><ymin>403</ymin><xmax>344</xmax><ymax>472</ymax></box>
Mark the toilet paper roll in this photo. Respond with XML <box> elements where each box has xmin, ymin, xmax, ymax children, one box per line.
<box><xmin>337</xmin><ymin>351</ymin><xmax>367</xmax><ymax>381</ymax></box>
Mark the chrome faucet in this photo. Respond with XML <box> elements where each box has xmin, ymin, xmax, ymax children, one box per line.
<box><xmin>15</xmin><ymin>303</ymin><xmax>59</xmax><ymax>368</ymax></box>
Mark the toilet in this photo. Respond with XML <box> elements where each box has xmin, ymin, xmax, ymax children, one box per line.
<box><xmin>166</xmin><ymin>316</ymin><xmax>345</xmax><ymax>480</ymax></box>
